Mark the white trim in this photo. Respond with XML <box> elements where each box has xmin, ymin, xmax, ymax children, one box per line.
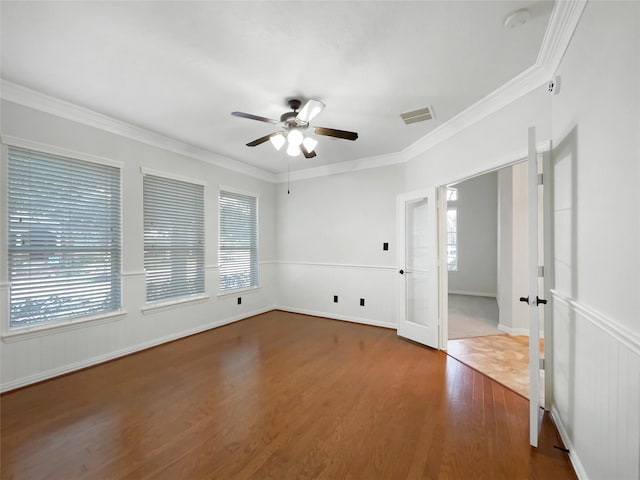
<box><xmin>2</xmin><ymin>310</ymin><xmax>127</xmax><ymax>343</ymax></box>
<box><xmin>275</xmin><ymin>306</ymin><xmax>396</xmax><ymax>330</ymax></box>
<box><xmin>141</xmin><ymin>294</ymin><xmax>210</xmax><ymax>314</ymax></box>
<box><xmin>217</xmin><ymin>184</ymin><xmax>260</xmax><ymax>199</ymax></box>
<box><xmin>122</xmin><ymin>270</ymin><xmax>145</xmax><ymax>278</ymax></box>
<box><xmin>140</xmin><ymin>166</ymin><xmax>207</xmax><ymax>187</ymax></box>
<box><xmin>449</xmin><ymin>290</ymin><xmax>496</xmax><ymax>298</ymax></box>
<box><xmin>275</xmin><ymin>151</ymin><xmax>407</xmax><ymax>183</ymax></box>
<box><xmin>497</xmin><ymin>324</ymin><xmax>544</xmax><ymax>338</ymax></box>
<box><xmin>277</xmin><ymin>260</ymin><xmax>395</xmax><ymax>271</ymax></box>
<box><xmin>0</xmin><ymin>81</ymin><xmax>277</xmax><ymax>183</ymax></box>
<box><xmin>551</xmin><ymin>289</ymin><xmax>640</xmax><ymax>356</ymax></box>
<box><xmin>536</xmin><ymin>0</ymin><xmax>588</xmax><ymax>76</ymax></box>
<box><xmin>0</xmin><ymin>306</ymin><xmax>275</xmax><ymax>392</ymax></box>
<box><xmin>550</xmin><ymin>408</ymin><xmax>589</xmax><ymax>480</ymax></box>
<box><xmin>217</xmin><ymin>286</ymin><xmax>260</xmax><ymax>298</ymax></box>
<box><xmin>1</xmin><ymin>135</ymin><xmax>124</xmax><ymax>169</ymax></box>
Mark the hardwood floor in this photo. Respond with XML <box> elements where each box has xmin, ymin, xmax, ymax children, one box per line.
<box><xmin>1</xmin><ymin>311</ymin><xmax>575</xmax><ymax>479</ymax></box>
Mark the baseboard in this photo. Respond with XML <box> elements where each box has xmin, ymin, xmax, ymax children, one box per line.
<box><xmin>274</xmin><ymin>305</ymin><xmax>396</xmax><ymax>330</ymax></box>
<box><xmin>0</xmin><ymin>305</ymin><xmax>276</xmax><ymax>393</ymax></box>
<box><xmin>449</xmin><ymin>290</ymin><xmax>496</xmax><ymax>298</ymax></box>
<box><xmin>497</xmin><ymin>324</ymin><xmax>545</xmax><ymax>338</ymax></box>
<box><xmin>550</xmin><ymin>407</ymin><xmax>589</xmax><ymax>480</ymax></box>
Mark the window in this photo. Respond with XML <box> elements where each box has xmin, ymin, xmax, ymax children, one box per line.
<box><xmin>7</xmin><ymin>147</ymin><xmax>121</xmax><ymax>328</ymax></box>
<box><xmin>446</xmin><ymin>187</ymin><xmax>458</xmax><ymax>271</ymax></box>
<box><xmin>143</xmin><ymin>173</ymin><xmax>204</xmax><ymax>303</ymax></box>
<box><xmin>218</xmin><ymin>190</ymin><xmax>258</xmax><ymax>292</ymax></box>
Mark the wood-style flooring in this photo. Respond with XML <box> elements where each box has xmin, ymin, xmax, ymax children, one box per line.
<box><xmin>1</xmin><ymin>311</ymin><xmax>574</xmax><ymax>479</ymax></box>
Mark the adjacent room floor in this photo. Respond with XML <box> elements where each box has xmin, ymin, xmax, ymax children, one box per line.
<box><xmin>447</xmin><ymin>294</ymin><xmax>541</xmax><ymax>403</ymax></box>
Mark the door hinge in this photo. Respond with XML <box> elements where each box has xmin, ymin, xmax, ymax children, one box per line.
<box><xmin>538</xmin><ymin>265</ymin><xmax>544</xmax><ymax>277</ymax></box>
<box><xmin>537</xmin><ymin>173</ymin><xmax>544</xmax><ymax>185</ymax></box>
<box><xmin>539</xmin><ymin>358</ymin><xmax>545</xmax><ymax>370</ymax></box>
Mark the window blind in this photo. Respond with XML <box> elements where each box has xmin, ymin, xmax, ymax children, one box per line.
<box><xmin>218</xmin><ymin>190</ymin><xmax>258</xmax><ymax>292</ymax></box>
<box><xmin>7</xmin><ymin>147</ymin><xmax>121</xmax><ymax>328</ymax></box>
<box><xmin>143</xmin><ymin>174</ymin><xmax>204</xmax><ymax>303</ymax></box>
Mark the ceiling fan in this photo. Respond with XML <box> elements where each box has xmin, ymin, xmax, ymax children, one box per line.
<box><xmin>231</xmin><ymin>99</ymin><xmax>358</xmax><ymax>158</ymax></box>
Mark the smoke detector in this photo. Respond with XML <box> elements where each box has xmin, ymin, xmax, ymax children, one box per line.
<box><xmin>503</xmin><ymin>9</ymin><xmax>531</xmax><ymax>29</ymax></box>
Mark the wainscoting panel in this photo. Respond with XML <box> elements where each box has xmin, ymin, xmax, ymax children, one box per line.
<box><xmin>551</xmin><ymin>289</ymin><xmax>640</xmax><ymax>480</ymax></box>
<box><xmin>0</xmin><ymin>263</ymin><xmax>277</xmax><ymax>392</ymax></box>
<box><xmin>276</xmin><ymin>262</ymin><xmax>397</xmax><ymax>329</ymax></box>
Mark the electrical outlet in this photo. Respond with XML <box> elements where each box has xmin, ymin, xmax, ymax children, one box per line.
<box><xmin>383</xmin><ymin>242</ymin><xmax>389</xmax><ymax>251</ymax></box>
<box><xmin>333</xmin><ymin>295</ymin><xmax>338</xmax><ymax>303</ymax></box>
<box><xmin>360</xmin><ymin>298</ymin><xmax>365</xmax><ymax>307</ymax></box>
<box><xmin>237</xmin><ymin>297</ymin><xmax>242</xmax><ymax>305</ymax></box>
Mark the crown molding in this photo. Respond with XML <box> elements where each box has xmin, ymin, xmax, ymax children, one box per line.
<box><xmin>536</xmin><ymin>0</ymin><xmax>588</xmax><ymax>76</ymax></box>
<box><xmin>275</xmin><ymin>150</ymin><xmax>407</xmax><ymax>183</ymax></box>
<box><xmin>283</xmin><ymin>0</ymin><xmax>588</xmax><ymax>181</ymax></box>
<box><xmin>0</xmin><ymin>80</ymin><xmax>277</xmax><ymax>183</ymax></box>
<box><xmin>0</xmin><ymin>1</ymin><xmax>586</xmax><ymax>184</ymax></box>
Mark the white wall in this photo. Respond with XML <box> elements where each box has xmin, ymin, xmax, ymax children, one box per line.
<box><xmin>549</xmin><ymin>2</ymin><xmax>640</xmax><ymax>478</ymax></box>
<box><xmin>0</xmin><ymin>101</ymin><xmax>278</xmax><ymax>391</ymax></box>
<box><xmin>276</xmin><ymin>164</ymin><xmax>405</xmax><ymax>327</ymax></box>
<box><xmin>448</xmin><ymin>171</ymin><xmax>497</xmax><ymax>296</ymax></box>
<box><xmin>496</xmin><ymin>163</ymin><xmax>530</xmax><ymax>334</ymax></box>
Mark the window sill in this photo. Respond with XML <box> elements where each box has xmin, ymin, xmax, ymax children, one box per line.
<box><xmin>2</xmin><ymin>310</ymin><xmax>127</xmax><ymax>343</ymax></box>
<box><xmin>217</xmin><ymin>286</ymin><xmax>260</xmax><ymax>298</ymax></box>
<box><xmin>141</xmin><ymin>294</ymin><xmax>210</xmax><ymax>314</ymax></box>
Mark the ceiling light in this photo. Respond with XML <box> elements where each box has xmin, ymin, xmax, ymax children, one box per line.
<box><xmin>269</xmin><ymin>133</ymin><xmax>286</xmax><ymax>150</ymax></box>
<box><xmin>287</xmin><ymin>129</ymin><xmax>304</xmax><ymax>147</ymax></box>
<box><xmin>503</xmin><ymin>9</ymin><xmax>531</xmax><ymax>29</ymax></box>
<box><xmin>286</xmin><ymin>143</ymin><xmax>301</xmax><ymax>157</ymax></box>
<box><xmin>302</xmin><ymin>137</ymin><xmax>318</xmax><ymax>153</ymax></box>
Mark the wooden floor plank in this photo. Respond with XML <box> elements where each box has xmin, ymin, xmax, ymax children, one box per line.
<box><xmin>1</xmin><ymin>311</ymin><xmax>575</xmax><ymax>479</ymax></box>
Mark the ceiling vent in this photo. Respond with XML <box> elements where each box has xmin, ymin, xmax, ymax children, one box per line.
<box><xmin>400</xmin><ymin>106</ymin><xmax>434</xmax><ymax>125</ymax></box>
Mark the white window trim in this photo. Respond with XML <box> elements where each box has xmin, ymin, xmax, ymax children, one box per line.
<box><xmin>218</xmin><ymin>187</ymin><xmax>260</xmax><ymax>294</ymax></box>
<box><xmin>2</xmin><ymin>139</ymin><xmax>124</xmax><ymax>336</ymax></box>
<box><xmin>140</xmin><ymin>166</ymin><xmax>207</xmax><ymax>186</ymax></box>
<box><xmin>143</xmin><ymin>170</ymin><xmax>206</xmax><ymax>304</ymax></box>
<box><xmin>141</xmin><ymin>294</ymin><xmax>210</xmax><ymax>315</ymax></box>
<box><xmin>2</xmin><ymin>308</ymin><xmax>127</xmax><ymax>342</ymax></box>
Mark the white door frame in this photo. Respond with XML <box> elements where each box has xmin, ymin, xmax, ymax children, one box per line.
<box><xmin>434</xmin><ymin>140</ymin><xmax>554</xmax><ymax>406</ymax></box>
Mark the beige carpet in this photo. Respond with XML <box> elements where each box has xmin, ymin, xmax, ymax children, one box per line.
<box><xmin>448</xmin><ymin>294</ymin><xmax>501</xmax><ymax>340</ymax></box>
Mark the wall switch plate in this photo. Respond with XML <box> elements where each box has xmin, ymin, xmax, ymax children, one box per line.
<box><xmin>383</xmin><ymin>242</ymin><xmax>389</xmax><ymax>251</ymax></box>
<box><xmin>333</xmin><ymin>295</ymin><xmax>338</xmax><ymax>303</ymax></box>
<box><xmin>237</xmin><ymin>297</ymin><xmax>242</xmax><ymax>305</ymax></box>
<box><xmin>360</xmin><ymin>298</ymin><xmax>365</xmax><ymax>306</ymax></box>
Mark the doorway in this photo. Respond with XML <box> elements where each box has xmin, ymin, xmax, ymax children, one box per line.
<box><xmin>442</xmin><ymin>161</ymin><xmax>544</xmax><ymax>405</ymax></box>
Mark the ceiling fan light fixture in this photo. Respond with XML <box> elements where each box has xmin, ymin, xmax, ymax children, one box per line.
<box><xmin>302</xmin><ymin>137</ymin><xmax>318</xmax><ymax>153</ymax></box>
<box><xmin>270</xmin><ymin>133</ymin><xmax>286</xmax><ymax>150</ymax></box>
<box><xmin>286</xmin><ymin>143</ymin><xmax>301</xmax><ymax>157</ymax></box>
<box><xmin>287</xmin><ymin>129</ymin><xmax>304</xmax><ymax>147</ymax></box>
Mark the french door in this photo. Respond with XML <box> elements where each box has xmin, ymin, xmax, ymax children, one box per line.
<box><xmin>397</xmin><ymin>188</ymin><xmax>439</xmax><ymax>349</ymax></box>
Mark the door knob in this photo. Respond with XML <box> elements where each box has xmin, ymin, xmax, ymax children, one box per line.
<box><xmin>399</xmin><ymin>269</ymin><xmax>404</xmax><ymax>275</ymax></box>
<box><xmin>536</xmin><ymin>296</ymin><xmax>547</xmax><ymax>306</ymax></box>
<box><xmin>519</xmin><ymin>296</ymin><xmax>529</xmax><ymax>303</ymax></box>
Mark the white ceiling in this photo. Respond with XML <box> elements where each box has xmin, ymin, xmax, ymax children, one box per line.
<box><xmin>1</xmin><ymin>1</ymin><xmax>554</xmax><ymax>174</ymax></box>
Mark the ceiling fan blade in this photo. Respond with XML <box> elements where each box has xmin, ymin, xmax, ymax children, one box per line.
<box><xmin>300</xmin><ymin>143</ymin><xmax>317</xmax><ymax>159</ymax></box>
<box><xmin>232</xmin><ymin>111</ymin><xmax>280</xmax><ymax>125</ymax></box>
<box><xmin>246</xmin><ymin>133</ymin><xmax>276</xmax><ymax>147</ymax></box>
<box><xmin>314</xmin><ymin>127</ymin><xmax>358</xmax><ymax>141</ymax></box>
<box><xmin>296</xmin><ymin>99</ymin><xmax>326</xmax><ymax>123</ymax></box>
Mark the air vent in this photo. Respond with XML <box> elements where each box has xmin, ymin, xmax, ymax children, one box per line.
<box><xmin>400</xmin><ymin>106</ymin><xmax>434</xmax><ymax>125</ymax></box>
